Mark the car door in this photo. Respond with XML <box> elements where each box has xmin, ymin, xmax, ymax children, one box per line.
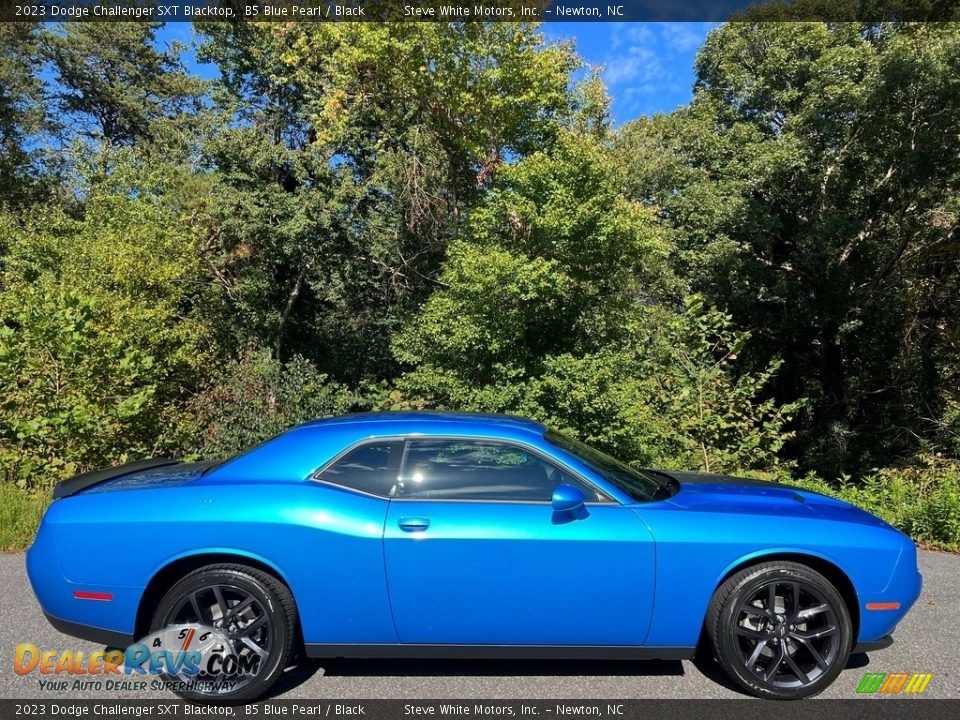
<box><xmin>382</xmin><ymin>437</ymin><xmax>656</xmax><ymax>646</ymax></box>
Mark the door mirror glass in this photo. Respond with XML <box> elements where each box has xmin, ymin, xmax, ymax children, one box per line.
<box><xmin>551</xmin><ymin>483</ymin><xmax>586</xmax><ymax>513</ymax></box>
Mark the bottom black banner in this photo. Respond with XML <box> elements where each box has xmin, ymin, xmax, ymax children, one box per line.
<box><xmin>2</xmin><ymin>700</ymin><xmax>959</xmax><ymax>720</ymax></box>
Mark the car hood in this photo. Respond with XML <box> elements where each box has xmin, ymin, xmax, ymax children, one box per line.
<box><xmin>661</xmin><ymin>470</ymin><xmax>892</xmax><ymax>529</ymax></box>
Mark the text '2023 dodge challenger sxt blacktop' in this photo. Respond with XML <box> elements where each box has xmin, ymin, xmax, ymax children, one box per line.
<box><xmin>27</xmin><ymin>412</ymin><xmax>921</xmax><ymax>701</ymax></box>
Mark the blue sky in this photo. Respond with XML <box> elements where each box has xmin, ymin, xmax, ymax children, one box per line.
<box><xmin>158</xmin><ymin>22</ymin><xmax>715</xmax><ymax>124</ymax></box>
<box><xmin>544</xmin><ymin>22</ymin><xmax>717</xmax><ymax>122</ymax></box>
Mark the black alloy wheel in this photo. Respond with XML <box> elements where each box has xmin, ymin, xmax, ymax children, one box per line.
<box><xmin>707</xmin><ymin>561</ymin><xmax>853</xmax><ymax>699</ymax></box>
<box><xmin>151</xmin><ymin>564</ymin><xmax>297</xmax><ymax>702</ymax></box>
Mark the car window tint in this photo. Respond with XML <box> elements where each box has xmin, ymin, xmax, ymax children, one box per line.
<box><xmin>316</xmin><ymin>442</ymin><xmax>397</xmax><ymax>497</ymax></box>
<box><xmin>397</xmin><ymin>439</ymin><xmax>603</xmax><ymax>502</ymax></box>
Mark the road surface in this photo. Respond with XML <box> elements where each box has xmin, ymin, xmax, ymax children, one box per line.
<box><xmin>1</xmin><ymin>550</ymin><xmax>956</xmax><ymax>700</ymax></box>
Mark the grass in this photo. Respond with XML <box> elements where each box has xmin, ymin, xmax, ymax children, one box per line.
<box><xmin>0</xmin><ymin>483</ymin><xmax>49</xmax><ymax>552</ymax></box>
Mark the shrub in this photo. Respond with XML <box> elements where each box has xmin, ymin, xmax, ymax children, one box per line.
<box><xmin>184</xmin><ymin>348</ymin><xmax>355</xmax><ymax>459</ymax></box>
<box><xmin>790</xmin><ymin>459</ymin><xmax>960</xmax><ymax>551</ymax></box>
<box><xmin>0</xmin><ymin>182</ymin><xmax>211</xmax><ymax>492</ymax></box>
<box><xmin>0</xmin><ymin>483</ymin><xmax>48</xmax><ymax>551</ymax></box>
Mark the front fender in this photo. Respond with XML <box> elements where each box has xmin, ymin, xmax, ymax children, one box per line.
<box><xmin>637</xmin><ymin>504</ymin><xmax>908</xmax><ymax>647</ymax></box>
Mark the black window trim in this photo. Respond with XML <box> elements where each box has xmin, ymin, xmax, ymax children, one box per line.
<box><xmin>310</xmin><ymin>435</ymin><xmax>615</xmax><ymax>505</ymax></box>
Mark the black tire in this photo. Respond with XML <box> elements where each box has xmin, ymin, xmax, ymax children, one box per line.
<box><xmin>150</xmin><ymin>563</ymin><xmax>297</xmax><ymax>703</ymax></box>
<box><xmin>706</xmin><ymin>561</ymin><xmax>853</xmax><ymax>699</ymax></box>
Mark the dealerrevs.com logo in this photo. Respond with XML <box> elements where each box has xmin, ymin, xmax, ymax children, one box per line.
<box><xmin>856</xmin><ymin>672</ymin><xmax>933</xmax><ymax>695</ymax></box>
<box><xmin>14</xmin><ymin>624</ymin><xmax>260</xmax><ymax>694</ymax></box>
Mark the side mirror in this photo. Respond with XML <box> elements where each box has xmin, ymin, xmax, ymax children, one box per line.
<box><xmin>551</xmin><ymin>484</ymin><xmax>586</xmax><ymax>513</ymax></box>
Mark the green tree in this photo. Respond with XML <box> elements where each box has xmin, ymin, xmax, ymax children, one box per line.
<box><xmin>616</xmin><ymin>22</ymin><xmax>960</xmax><ymax>475</ymax></box>
<box><xmin>184</xmin><ymin>347</ymin><xmax>354</xmax><ymax>459</ymax></box>
<box><xmin>393</xmin><ymin>129</ymin><xmax>675</xmax><ymax>407</ymax></box>
<box><xmin>44</xmin><ymin>22</ymin><xmax>204</xmax><ymax>149</ymax></box>
<box><xmin>0</xmin><ymin>153</ymin><xmax>211</xmax><ymax>488</ymax></box>
<box><xmin>194</xmin><ymin>22</ymin><xmax>581</xmax><ymax>382</ymax></box>
<box><xmin>280</xmin><ymin>23</ymin><xmax>578</xmax><ymax>187</ymax></box>
<box><xmin>521</xmin><ymin>299</ymin><xmax>802</xmax><ymax>472</ymax></box>
<box><xmin>391</xmin><ymin>127</ymin><xmax>795</xmax><ymax>470</ymax></box>
<box><xmin>0</xmin><ymin>23</ymin><xmax>49</xmax><ymax>209</ymax></box>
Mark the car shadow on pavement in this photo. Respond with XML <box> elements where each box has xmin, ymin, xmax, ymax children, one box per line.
<box><xmin>265</xmin><ymin>651</ymin><xmax>876</xmax><ymax>700</ymax></box>
<box><xmin>690</xmin><ymin>649</ymin><xmax>874</xmax><ymax>697</ymax></box>
<box><xmin>265</xmin><ymin>658</ymin><xmax>685</xmax><ymax>699</ymax></box>
<box><xmin>844</xmin><ymin>652</ymin><xmax>871</xmax><ymax>670</ymax></box>
<box><xmin>688</xmin><ymin>651</ymin><xmax>744</xmax><ymax>695</ymax></box>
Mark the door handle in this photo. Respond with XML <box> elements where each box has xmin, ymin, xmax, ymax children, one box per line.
<box><xmin>398</xmin><ymin>517</ymin><xmax>430</xmax><ymax>532</ymax></box>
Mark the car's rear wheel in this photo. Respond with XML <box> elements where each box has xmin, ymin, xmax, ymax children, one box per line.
<box><xmin>150</xmin><ymin>563</ymin><xmax>297</xmax><ymax>702</ymax></box>
<box><xmin>707</xmin><ymin>561</ymin><xmax>853</xmax><ymax>699</ymax></box>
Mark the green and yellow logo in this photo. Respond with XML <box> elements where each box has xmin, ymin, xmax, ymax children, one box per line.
<box><xmin>856</xmin><ymin>672</ymin><xmax>933</xmax><ymax>694</ymax></box>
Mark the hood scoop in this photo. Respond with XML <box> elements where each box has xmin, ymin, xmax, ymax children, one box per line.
<box><xmin>662</xmin><ymin>470</ymin><xmax>819</xmax><ymax>517</ymax></box>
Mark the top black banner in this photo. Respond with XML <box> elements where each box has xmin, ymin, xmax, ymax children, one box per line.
<box><xmin>1</xmin><ymin>0</ymin><xmax>959</xmax><ymax>23</ymax></box>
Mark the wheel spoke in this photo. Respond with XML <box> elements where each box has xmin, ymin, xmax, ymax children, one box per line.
<box><xmin>763</xmin><ymin>644</ymin><xmax>786</xmax><ymax>682</ymax></box>
<box><xmin>784</xmin><ymin>650</ymin><xmax>810</xmax><ymax>683</ymax></box>
<box><xmin>767</xmin><ymin>582</ymin><xmax>778</xmax><ymax>615</ymax></box>
<box><xmin>790</xmin><ymin>582</ymin><xmax>801</xmax><ymax>616</ymax></box>
<box><xmin>795</xmin><ymin>603</ymin><xmax>828</xmax><ymax>620</ymax></box>
<box><xmin>240</xmin><ymin>635</ymin><xmax>268</xmax><ymax>658</ymax></box>
<box><xmin>736</xmin><ymin>626</ymin><xmax>768</xmax><ymax>640</ymax></box>
<box><xmin>792</xmin><ymin>625</ymin><xmax>837</xmax><ymax>641</ymax></box>
<box><xmin>212</xmin><ymin>586</ymin><xmax>229</xmax><ymax>622</ymax></box>
<box><xmin>225</xmin><ymin>597</ymin><xmax>255</xmax><ymax>622</ymax></box>
<box><xmin>795</xmin><ymin>637</ymin><xmax>829</xmax><ymax>670</ymax></box>
<box><xmin>746</xmin><ymin>639</ymin><xmax>769</xmax><ymax>668</ymax></box>
<box><xmin>236</xmin><ymin>614</ymin><xmax>267</xmax><ymax>637</ymax></box>
<box><xmin>189</xmin><ymin>592</ymin><xmax>206</xmax><ymax>624</ymax></box>
<box><xmin>741</xmin><ymin>604</ymin><xmax>771</xmax><ymax>619</ymax></box>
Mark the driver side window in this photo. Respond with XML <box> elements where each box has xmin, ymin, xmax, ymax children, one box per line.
<box><xmin>396</xmin><ymin>439</ymin><xmax>606</xmax><ymax>502</ymax></box>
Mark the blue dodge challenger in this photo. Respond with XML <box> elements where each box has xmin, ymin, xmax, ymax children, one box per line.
<box><xmin>27</xmin><ymin>412</ymin><xmax>921</xmax><ymax>701</ymax></box>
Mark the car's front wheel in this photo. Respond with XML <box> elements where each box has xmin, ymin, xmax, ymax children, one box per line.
<box><xmin>150</xmin><ymin>563</ymin><xmax>297</xmax><ymax>702</ymax></box>
<box><xmin>707</xmin><ymin>561</ymin><xmax>853</xmax><ymax>699</ymax></box>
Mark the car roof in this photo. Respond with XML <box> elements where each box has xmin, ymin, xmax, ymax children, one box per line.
<box><xmin>299</xmin><ymin>411</ymin><xmax>547</xmax><ymax>435</ymax></box>
<box><xmin>200</xmin><ymin>412</ymin><xmax>553</xmax><ymax>486</ymax></box>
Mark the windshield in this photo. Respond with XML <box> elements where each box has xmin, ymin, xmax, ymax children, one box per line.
<box><xmin>544</xmin><ymin>431</ymin><xmax>677</xmax><ymax>502</ymax></box>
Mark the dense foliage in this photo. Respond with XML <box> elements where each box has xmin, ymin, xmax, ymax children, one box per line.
<box><xmin>1</xmin><ymin>21</ymin><xmax>958</xmax><ymax>549</ymax></box>
<box><xmin>615</xmin><ymin>23</ymin><xmax>960</xmax><ymax>476</ymax></box>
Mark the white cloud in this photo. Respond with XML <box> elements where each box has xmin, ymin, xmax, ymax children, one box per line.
<box><xmin>611</xmin><ymin>23</ymin><xmax>655</xmax><ymax>50</ymax></box>
<box><xmin>604</xmin><ymin>53</ymin><xmax>662</xmax><ymax>86</ymax></box>
<box><xmin>601</xmin><ymin>34</ymin><xmax>663</xmax><ymax>88</ymax></box>
<box><xmin>660</xmin><ymin>23</ymin><xmax>711</xmax><ymax>54</ymax></box>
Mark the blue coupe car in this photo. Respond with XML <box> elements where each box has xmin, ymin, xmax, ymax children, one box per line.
<box><xmin>27</xmin><ymin>412</ymin><xmax>921</xmax><ymax>701</ymax></box>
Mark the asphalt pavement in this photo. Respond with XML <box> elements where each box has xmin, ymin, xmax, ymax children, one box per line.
<box><xmin>1</xmin><ymin>550</ymin><xmax>957</xmax><ymax>700</ymax></box>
